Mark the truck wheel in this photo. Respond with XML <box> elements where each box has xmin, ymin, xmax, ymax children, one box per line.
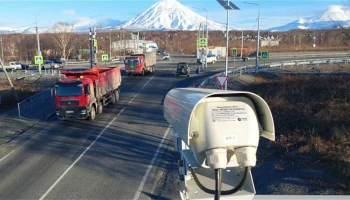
<box><xmin>141</xmin><ymin>69</ymin><xmax>145</xmax><ymax>76</ymax></box>
<box><xmin>97</xmin><ymin>102</ymin><xmax>103</xmax><ymax>114</ymax></box>
<box><xmin>89</xmin><ymin>106</ymin><xmax>96</xmax><ymax>120</ymax></box>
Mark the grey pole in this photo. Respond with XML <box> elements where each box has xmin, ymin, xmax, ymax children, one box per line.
<box><xmin>0</xmin><ymin>35</ymin><xmax>4</xmax><ymax>63</ymax></box>
<box><xmin>109</xmin><ymin>29</ymin><xmax>112</xmax><ymax>61</ymax></box>
<box><xmin>89</xmin><ymin>28</ymin><xmax>93</xmax><ymax>68</ymax></box>
<box><xmin>225</xmin><ymin>7</ymin><xmax>229</xmax><ymax>90</ymax></box>
<box><xmin>244</xmin><ymin>2</ymin><xmax>260</xmax><ymax>73</ymax></box>
<box><xmin>36</xmin><ymin>19</ymin><xmax>42</xmax><ymax>74</ymax></box>
<box><xmin>256</xmin><ymin>7</ymin><xmax>260</xmax><ymax>73</ymax></box>
<box><xmin>241</xmin><ymin>24</ymin><xmax>244</xmax><ymax>60</ymax></box>
<box><xmin>205</xmin><ymin>9</ymin><xmax>208</xmax><ymax>69</ymax></box>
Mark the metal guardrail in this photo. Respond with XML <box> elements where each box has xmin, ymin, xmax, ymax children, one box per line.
<box><xmin>197</xmin><ymin>57</ymin><xmax>350</xmax><ymax>89</ymax></box>
<box><xmin>17</xmin><ymin>89</ymin><xmax>55</xmax><ymax>118</ymax></box>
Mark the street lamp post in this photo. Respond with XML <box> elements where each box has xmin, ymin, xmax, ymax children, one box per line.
<box><xmin>244</xmin><ymin>2</ymin><xmax>260</xmax><ymax>73</ymax></box>
<box><xmin>0</xmin><ymin>34</ymin><xmax>4</xmax><ymax>63</ymax></box>
<box><xmin>192</xmin><ymin>7</ymin><xmax>208</xmax><ymax>69</ymax></box>
<box><xmin>217</xmin><ymin>0</ymin><xmax>240</xmax><ymax>90</ymax></box>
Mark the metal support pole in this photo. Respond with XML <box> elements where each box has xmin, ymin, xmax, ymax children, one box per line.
<box><xmin>89</xmin><ymin>28</ymin><xmax>93</xmax><ymax>68</ymax></box>
<box><xmin>0</xmin><ymin>35</ymin><xmax>4</xmax><ymax>63</ymax></box>
<box><xmin>0</xmin><ymin>58</ymin><xmax>19</xmax><ymax>101</ymax></box>
<box><xmin>241</xmin><ymin>25</ymin><xmax>244</xmax><ymax>59</ymax></box>
<box><xmin>109</xmin><ymin>29</ymin><xmax>112</xmax><ymax>61</ymax></box>
<box><xmin>205</xmin><ymin>11</ymin><xmax>208</xmax><ymax>69</ymax></box>
<box><xmin>256</xmin><ymin>7</ymin><xmax>260</xmax><ymax>73</ymax></box>
<box><xmin>225</xmin><ymin>9</ymin><xmax>229</xmax><ymax>90</ymax></box>
<box><xmin>36</xmin><ymin>22</ymin><xmax>42</xmax><ymax>74</ymax></box>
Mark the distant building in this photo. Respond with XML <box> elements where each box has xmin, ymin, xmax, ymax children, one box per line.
<box><xmin>112</xmin><ymin>40</ymin><xmax>158</xmax><ymax>53</ymax></box>
<box><xmin>261</xmin><ymin>40</ymin><xmax>280</xmax><ymax>47</ymax></box>
<box><xmin>197</xmin><ymin>46</ymin><xmax>227</xmax><ymax>58</ymax></box>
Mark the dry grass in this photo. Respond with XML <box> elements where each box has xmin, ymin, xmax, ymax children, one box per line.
<box><xmin>282</xmin><ymin>64</ymin><xmax>350</xmax><ymax>72</ymax></box>
<box><xmin>241</xmin><ymin>74</ymin><xmax>350</xmax><ymax>192</ymax></box>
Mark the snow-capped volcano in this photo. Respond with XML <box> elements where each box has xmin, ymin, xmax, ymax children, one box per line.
<box><xmin>121</xmin><ymin>0</ymin><xmax>227</xmax><ymax>31</ymax></box>
<box><xmin>269</xmin><ymin>5</ymin><xmax>350</xmax><ymax>31</ymax></box>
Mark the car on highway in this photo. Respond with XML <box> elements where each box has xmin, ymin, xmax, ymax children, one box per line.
<box><xmin>157</xmin><ymin>49</ymin><xmax>166</xmax><ymax>55</ymax></box>
<box><xmin>242</xmin><ymin>52</ymin><xmax>261</xmax><ymax>62</ymax></box>
<box><xmin>162</xmin><ymin>53</ymin><xmax>171</xmax><ymax>60</ymax></box>
<box><xmin>197</xmin><ymin>54</ymin><xmax>217</xmax><ymax>64</ymax></box>
<box><xmin>36</xmin><ymin>60</ymin><xmax>60</xmax><ymax>70</ymax></box>
<box><xmin>15</xmin><ymin>62</ymin><xmax>30</xmax><ymax>70</ymax></box>
<box><xmin>175</xmin><ymin>62</ymin><xmax>190</xmax><ymax>77</ymax></box>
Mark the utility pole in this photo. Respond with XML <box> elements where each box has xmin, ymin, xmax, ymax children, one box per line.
<box><xmin>0</xmin><ymin>58</ymin><xmax>19</xmax><ymax>101</ymax></box>
<box><xmin>241</xmin><ymin>25</ymin><xmax>244</xmax><ymax>60</ymax></box>
<box><xmin>89</xmin><ymin>28</ymin><xmax>93</xmax><ymax>68</ymax></box>
<box><xmin>109</xmin><ymin>29</ymin><xmax>112</xmax><ymax>61</ymax></box>
<box><xmin>225</xmin><ymin>7</ymin><xmax>229</xmax><ymax>90</ymax></box>
<box><xmin>36</xmin><ymin>19</ymin><xmax>42</xmax><ymax>74</ymax></box>
<box><xmin>256</xmin><ymin>8</ymin><xmax>260</xmax><ymax>73</ymax></box>
<box><xmin>0</xmin><ymin>34</ymin><xmax>4</xmax><ymax>63</ymax></box>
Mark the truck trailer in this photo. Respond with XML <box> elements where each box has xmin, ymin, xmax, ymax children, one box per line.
<box><xmin>54</xmin><ymin>66</ymin><xmax>122</xmax><ymax>120</ymax></box>
<box><xmin>124</xmin><ymin>51</ymin><xmax>156</xmax><ymax>76</ymax></box>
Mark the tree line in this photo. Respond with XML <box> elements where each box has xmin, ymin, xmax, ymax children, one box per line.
<box><xmin>1</xmin><ymin>23</ymin><xmax>349</xmax><ymax>63</ymax></box>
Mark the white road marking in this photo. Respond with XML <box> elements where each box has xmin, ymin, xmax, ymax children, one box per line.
<box><xmin>0</xmin><ymin>150</ymin><xmax>16</xmax><ymax>163</ymax></box>
<box><xmin>132</xmin><ymin>126</ymin><xmax>171</xmax><ymax>200</ymax></box>
<box><xmin>129</xmin><ymin>74</ymin><xmax>155</xmax><ymax>104</ymax></box>
<box><xmin>40</xmin><ymin>74</ymin><xmax>155</xmax><ymax>200</ymax></box>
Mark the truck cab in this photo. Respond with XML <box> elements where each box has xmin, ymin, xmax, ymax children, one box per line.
<box><xmin>55</xmin><ymin>78</ymin><xmax>95</xmax><ymax>120</ymax></box>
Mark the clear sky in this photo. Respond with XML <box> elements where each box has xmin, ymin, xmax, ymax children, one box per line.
<box><xmin>0</xmin><ymin>0</ymin><xmax>346</xmax><ymax>30</ymax></box>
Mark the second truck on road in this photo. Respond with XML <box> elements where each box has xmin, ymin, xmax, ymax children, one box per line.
<box><xmin>124</xmin><ymin>52</ymin><xmax>156</xmax><ymax>76</ymax></box>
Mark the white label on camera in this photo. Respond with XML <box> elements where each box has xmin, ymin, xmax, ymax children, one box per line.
<box><xmin>211</xmin><ymin>105</ymin><xmax>248</xmax><ymax>122</ymax></box>
<box><xmin>224</xmin><ymin>135</ymin><xmax>237</xmax><ymax>143</ymax></box>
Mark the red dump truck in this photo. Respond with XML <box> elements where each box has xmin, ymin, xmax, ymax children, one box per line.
<box><xmin>54</xmin><ymin>66</ymin><xmax>122</xmax><ymax>120</ymax></box>
<box><xmin>124</xmin><ymin>51</ymin><xmax>156</xmax><ymax>76</ymax></box>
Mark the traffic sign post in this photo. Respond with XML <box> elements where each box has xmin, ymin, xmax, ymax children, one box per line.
<box><xmin>34</xmin><ymin>56</ymin><xmax>43</xmax><ymax>65</ymax></box>
<box><xmin>102</xmin><ymin>54</ymin><xmax>108</xmax><ymax>67</ymax></box>
<box><xmin>216</xmin><ymin>76</ymin><xmax>228</xmax><ymax>90</ymax></box>
<box><xmin>232</xmin><ymin>47</ymin><xmax>237</xmax><ymax>70</ymax></box>
<box><xmin>197</xmin><ymin>38</ymin><xmax>207</xmax><ymax>47</ymax></box>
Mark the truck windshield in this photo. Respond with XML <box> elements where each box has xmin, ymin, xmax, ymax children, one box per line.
<box><xmin>124</xmin><ymin>58</ymin><xmax>140</xmax><ymax>68</ymax></box>
<box><xmin>55</xmin><ymin>83</ymin><xmax>83</xmax><ymax>97</ymax></box>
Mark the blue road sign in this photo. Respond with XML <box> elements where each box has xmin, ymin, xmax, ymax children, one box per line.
<box><xmin>34</xmin><ymin>56</ymin><xmax>43</xmax><ymax>64</ymax></box>
<box><xmin>261</xmin><ymin>51</ymin><xmax>269</xmax><ymax>60</ymax></box>
<box><xmin>232</xmin><ymin>48</ymin><xmax>237</xmax><ymax>57</ymax></box>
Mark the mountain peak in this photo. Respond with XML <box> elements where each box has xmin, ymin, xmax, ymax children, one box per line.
<box><xmin>269</xmin><ymin>4</ymin><xmax>350</xmax><ymax>31</ymax></box>
<box><xmin>121</xmin><ymin>0</ymin><xmax>226</xmax><ymax>30</ymax></box>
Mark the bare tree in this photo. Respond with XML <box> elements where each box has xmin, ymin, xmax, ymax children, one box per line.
<box><xmin>50</xmin><ymin>22</ymin><xmax>75</xmax><ymax>60</ymax></box>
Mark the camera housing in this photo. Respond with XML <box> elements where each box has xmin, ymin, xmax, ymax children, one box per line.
<box><xmin>164</xmin><ymin>88</ymin><xmax>275</xmax><ymax>169</ymax></box>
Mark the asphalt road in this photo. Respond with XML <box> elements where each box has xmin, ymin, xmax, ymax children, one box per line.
<box><xmin>0</xmin><ymin>57</ymin><xmax>222</xmax><ymax>199</ymax></box>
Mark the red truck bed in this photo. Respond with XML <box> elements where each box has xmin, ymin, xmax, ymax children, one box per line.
<box><xmin>62</xmin><ymin>66</ymin><xmax>122</xmax><ymax>98</ymax></box>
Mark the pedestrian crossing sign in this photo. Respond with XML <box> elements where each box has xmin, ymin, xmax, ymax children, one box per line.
<box><xmin>261</xmin><ymin>51</ymin><xmax>269</xmax><ymax>60</ymax></box>
<box><xmin>102</xmin><ymin>54</ymin><xmax>108</xmax><ymax>62</ymax></box>
<box><xmin>197</xmin><ymin>38</ymin><xmax>207</xmax><ymax>47</ymax></box>
<box><xmin>34</xmin><ymin>56</ymin><xmax>43</xmax><ymax>65</ymax></box>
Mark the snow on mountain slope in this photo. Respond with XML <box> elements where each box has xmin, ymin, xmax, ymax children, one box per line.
<box><xmin>121</xmin><ymin>0</ymin><xmax>227</xmax><ymax>31</ymax></box>
<box><xmin>269</xmin><ymin>5</ymin><xmax>350</xmax><ymax>31</ymax></box>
